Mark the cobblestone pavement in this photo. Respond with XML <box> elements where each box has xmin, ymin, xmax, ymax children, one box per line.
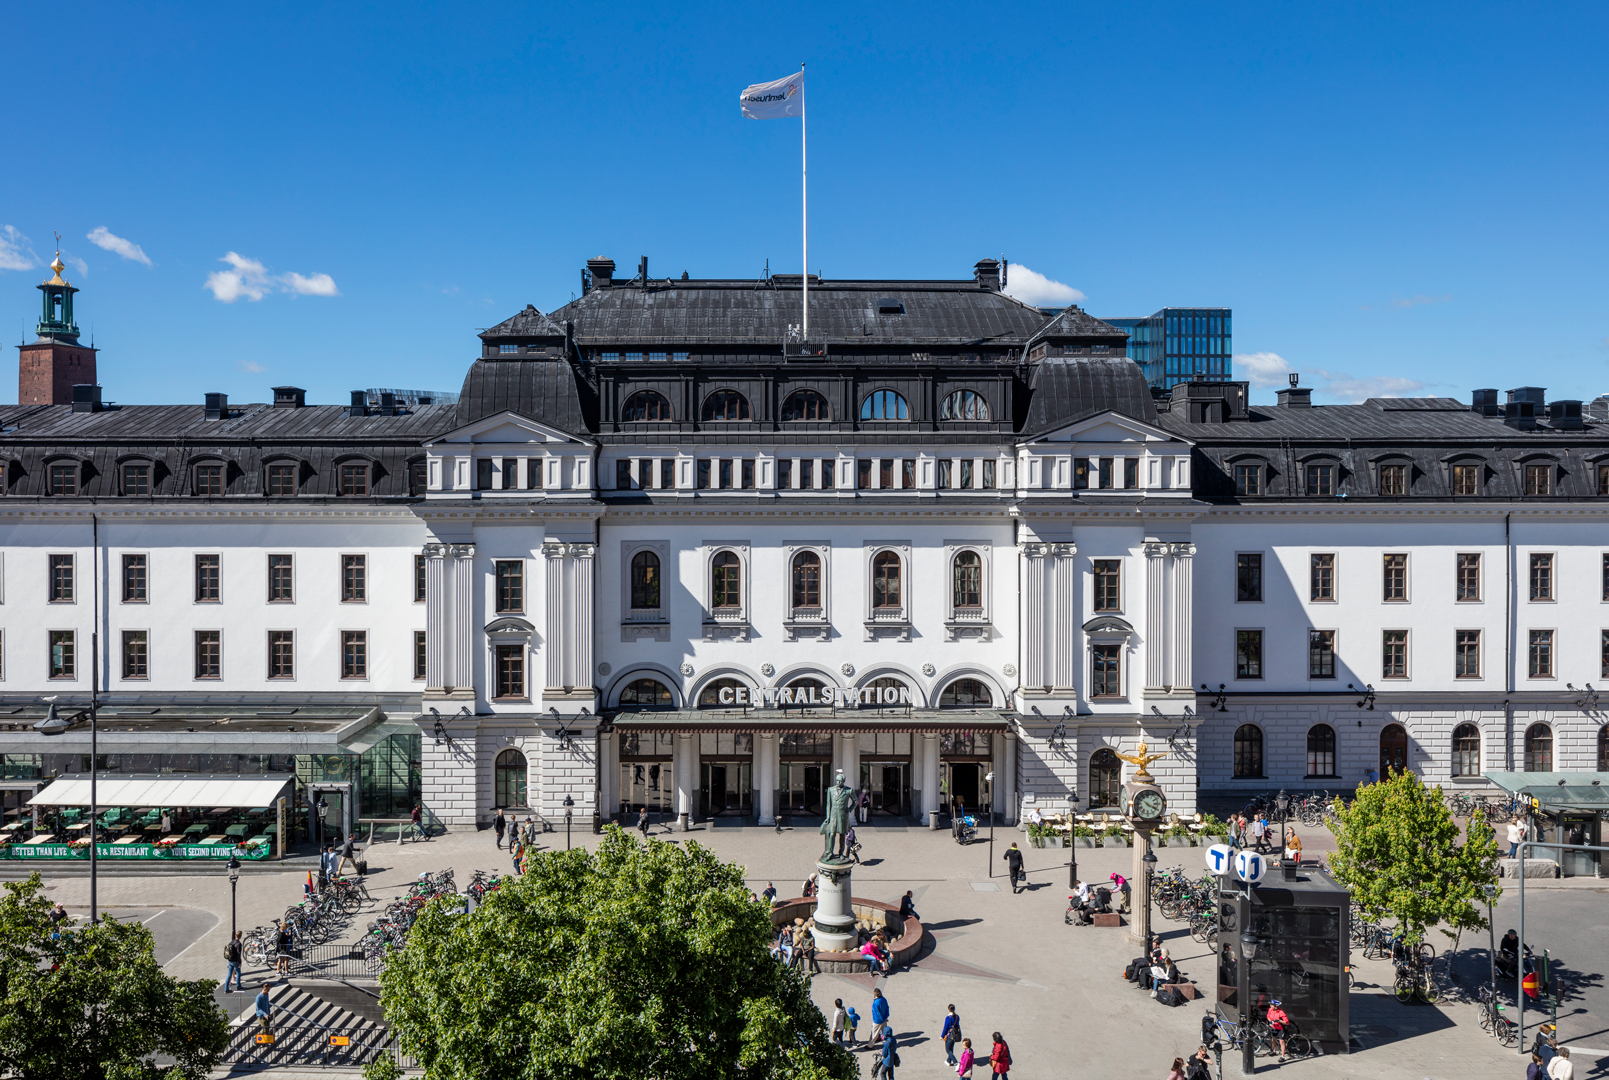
<box><xmin>15</xmin><ymin>819</ymin><xmax>1600</xmax><ymax>1079</ymax></box>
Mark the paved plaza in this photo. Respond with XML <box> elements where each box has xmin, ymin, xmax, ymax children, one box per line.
<box><xmin>6</xmin><ymin>820</ymin><xmax>1601</xmax><ymax>1079</ymax></box>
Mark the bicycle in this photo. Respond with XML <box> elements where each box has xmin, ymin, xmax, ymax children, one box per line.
<box><xmin>1209</xmin><ymin>1014</ymin><xmax>1266</xmax><ymax>1058</ymax></box>
<box><xmin>1255</xmin><ymin>1018</ymin><xmax>1312</xmax><ymax>1059</ymax></box>
<box><xmin>1477</xmin><ymin>984</ymin><xmax>1519</xmax><ymax>1046</ymax></box>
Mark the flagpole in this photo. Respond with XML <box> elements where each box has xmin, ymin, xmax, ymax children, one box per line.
<box><xmin>800</xmin><ymin>61</ymin><xmax>808</xmax><ymax>345</ymax></box>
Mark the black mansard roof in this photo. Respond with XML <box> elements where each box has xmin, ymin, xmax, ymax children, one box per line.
<box><xmin>1022</xmin><ymin>358</ymin><xmax>1157</xmax><ymax>434</ymax></box>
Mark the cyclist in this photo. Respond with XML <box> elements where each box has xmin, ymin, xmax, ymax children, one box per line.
<box><xmin>1266</xmin><ymin>999</ymin><xmax>1290</xmax><ymax>1061</ymax></box>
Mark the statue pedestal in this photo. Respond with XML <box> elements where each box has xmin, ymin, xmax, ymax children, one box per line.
<box><xmin>811</xmin><ymin>858</ymin><xmax>858</xmax><ymax>952</ymax></box>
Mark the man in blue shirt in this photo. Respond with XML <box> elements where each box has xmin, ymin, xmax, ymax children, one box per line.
<box><xmin>869</xmin><ymin>988</ymin><xmax>890</xmax><ymax>1046</ymax></box>
<box><xmin>254</xmin><ymin>982</ymin><xmax>273</xmax><ymax>1037</ymax></box>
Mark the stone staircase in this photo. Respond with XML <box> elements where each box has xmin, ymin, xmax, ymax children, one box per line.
<box><xmin>220</xmin><ymin>981</ymin><xmax>394</xmax><ymax>1070</ymax></box>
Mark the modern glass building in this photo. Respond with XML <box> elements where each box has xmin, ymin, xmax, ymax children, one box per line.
<box><xmin>1104</xmin><ymin>308</ymin><xmax>1232</xmax><ymax>390</ymax></box>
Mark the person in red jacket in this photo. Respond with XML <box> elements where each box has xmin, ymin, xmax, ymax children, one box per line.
<box><xmin>1266</xmin><ymin>999</ymin><xmax>1290</xmax><ymax>1061</ymax></box>
<box><xmin>989</xmin><ymin>1031</ymin><xmax>1011</xmax><ymax>1079</ymax></box>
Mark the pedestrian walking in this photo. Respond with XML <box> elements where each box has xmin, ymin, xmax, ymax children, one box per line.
<box><xmin>989</xmin><ymin>1032</ymin><xmax>1011</xmax><ymax>1079</ymax></box>
<box><xmin>637</xmin><ymin>806</ymin><xmax>650</xmax><ymax>837</ymax></box>
<box><xmin>317</xmin><ymin>842</ymin><xmax>333</xmax><ymax>892</ymax></box>
<box><xmin>1549</xmin><ymin>1047</ymin><xmax>1574</xmax><ymax>1080</ymax></box>
<box><xmin>254</xmin><ymin>982</ymin><xmax>274</xmax><ymax>1037</ymax></box>
<box><xmin>1002</xmin><ymin>843</ymin><xmax>1025</xmax><ymax>893</ymax></box>
<box><xmin>869</xmin><ymin>988</ymin><xmax>890</xmax><ymax>1045</ymax></box>
<box><xmin>1166</xmin><ymin>1057</ymin><xmax>1186</xmax><ymax>1080</ymax></box>
<box><xmin>858</xmin><ymin>788</ymin><xmax>870</xmax><ymax>825</ymax></box>
<box><xmin>274</xmin><ymin>920</ymin><xmax>293</xmax><ymax>975</ymax></box>
<box><xmin>845</xmin><ymin>825</ymin><xmax>861</xmax><ymax>863</ymax></box>
<box><xmin>1185</xmin><ymin>1046</ymin><xmax>1212</xmax><ymax>1080</ymax></box>
<box><xmin>494</xmin><ymin>808</ymin><xmax>506</xmax><ymax>849</ymax></box>
<box><xmin>223</xmin><ymin>931</ymin><xmax>243</xmax><ymax>992</ymax></box>
<box><xmin>411</xmin><ymin>802</ymin><xmax>427</xmax><ymax>841</ymax></box>
<box><xmin>940</xmin><ymin>1004</ymin><xmax>961</xmax><ymax>1066</ymax></box>
<box><xmin>762</xmin><ymin>882</ymin><xmax>777</xmax><ymax>905</ymax></box>
<box><xmin>956</xmin><ymin>1038</ymin><xmax>975</xmax><ymax>1079</ymax></box>
<box><xmin>336</xmin><ymin>832</ymin><xmax>360</xmax><ymax>877</ymax></box>
<box><xmin>1508</xmin><ymin>818</ymin><xmax>1526</xmax><ymax>859</ymax></box>
<box><xmin>831</xmin><ymin>998</ymin><xmax>847</xmax><ymax>1046</ymax></box>
<box><xmin>877</xmin><ymin>1026</ymin><xmax>899</xmax><ymax>1079</ymax></box>
<box><xmin>845</xmin><ymin>1006</ymin><xmax>861</xmax><ymax>1047</ymax></box>
<box><xmin>510</xmin><ymin>836</ymin><xmax>524</xmax><ymax>875</ymax></box>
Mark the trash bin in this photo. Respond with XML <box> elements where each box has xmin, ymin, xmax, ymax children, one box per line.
<box><xmin>929</xmin><ymin>811</ymin><xmax>940</xmax><ymax>830</ymax></box>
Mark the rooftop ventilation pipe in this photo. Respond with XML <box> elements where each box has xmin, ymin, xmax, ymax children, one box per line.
<box><xmin>204</xmin><ymin>392</ymin><xmax>228</xmax><ymax>420</ymax></box>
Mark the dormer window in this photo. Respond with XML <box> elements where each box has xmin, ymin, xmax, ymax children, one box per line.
<box><xmin>49</xmin><ymin>463</ymin><xmax>78</xmax><ymax>496</ymax></box>
<box><xmin>1304</xmin><ymin>464</ymin><xmax>1335</xmax><ymax>496</ymax></box>
<box><xmin>194</xmin><ymin>464</ymin><xmax>224</xmax><ymax>496</ymax></box>
<box><xmin>1379</xmin><ymin>463</ymin><xmax>1407</xmax><ymax>496</ymax></box>
<box><xmin>122</xmin><ymin>463</ymin><xmax>151</xmax><ymax>496</ymax></box>
<box><xmin>339</xmin><ymin>463</ymin><xmax>370</xmax><ymax>496</ymax></box>
<box><xmin>267</xmin><ymin>463</ymin><xmax>298</xmax><ymax>496</ymax></box>
<box><xmin>1525</xmin><ymin>463</ymin><xmax>1552</xmax><ymax>496</ymax></box>
<box><xmin>499</xmin><ymin>344</ymin><xmax>518</xmax><ymax>354</ymax></box>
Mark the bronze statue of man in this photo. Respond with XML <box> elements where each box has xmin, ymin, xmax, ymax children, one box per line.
<box><xmin>820</xmin><ymin>771</ymin><xmax>854</xmax><ymax>861</ymax></box>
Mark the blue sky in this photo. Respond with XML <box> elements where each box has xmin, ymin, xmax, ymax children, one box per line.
<box><xmin>2</xmin><ymin>2</ymin><xmax>1605</xmax><ymax>406</ymax></box>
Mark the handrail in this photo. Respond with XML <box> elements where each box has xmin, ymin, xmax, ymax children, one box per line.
<box><xmin>257</xmin><ymin>997</ymin><xmax>391</xmax><ymax>1054</ymax></box>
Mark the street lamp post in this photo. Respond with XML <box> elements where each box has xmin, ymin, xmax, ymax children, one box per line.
<box><xmin>1238</xmin><ymin>927</ymin><xmax>1262</xmax><ymax>1076</ymax></box>
<box><xmin>1483</xmin><ymin>883</ymin><xmax>1498</xmax><ymax>1000</ymax></box>
<box><xmin>227</xmin><ymin>852</ymin><xmax>241</xmax><ymax>940</ymax></box>
<box><xmin>984</xmin><ymin>771</ymin><xmax>995</xmax><ymax>878</ymax></box>
<box><xmin>563</xmin><ymin>794</ymin><xmax>574</xmax><ymax>851</ymax></box>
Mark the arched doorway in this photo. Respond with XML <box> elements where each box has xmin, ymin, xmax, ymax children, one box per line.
<box><xmin>1379</xmin><ymin>724</ymin><xmax>1408</xmax><ymax>776</ymax></box>
<box><xmin>494</xmin><ymin>748</ymin><xmax>528</xmax><ymax>809</ymax></box>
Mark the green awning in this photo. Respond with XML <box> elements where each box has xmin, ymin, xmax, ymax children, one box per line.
<box><xmin>1483</xmin><ymin>771</ymin><xmax>1609</xmax><ymax>810</ymax></box>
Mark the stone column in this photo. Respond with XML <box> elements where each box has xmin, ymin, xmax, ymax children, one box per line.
<box><xmin>449</xmin><ymin>544</ymin><xmax>475</xmax><ymax>695</ymax></box>
<box><xmin>599</xmin><ymin>729</ymin><xmax>618</xmax><ymax>823</ymax></box>
<box><xmin>675</xmin><ymin>732</ymin><xmax>696</xmax><ymax>831</ymax></box>
<box><xmin>542</xmin><ymin>543</ymin><xmax>567</xmax><ymax>693</ymax></box>
<box><xmin>423</xmin><ymin>544</ymin><xmax>449</xmax><ymax>693</ymax></box>
<box><xmin>1143</xmin><ymin>543</ymin><xmax>1169</xmax><ymax>693</ymax></box>
<box><xmin>811</xmin><ymin>859</ymin><xmax>857</xmax><ymax>952</ymax></box>
<box><xmin>1130</xmin><ymin>825</ymin><xmax>1157</xmax><ymax>946</ymax></box>
<box><xmin>756</xmin><ymin>733</ymin><xmax>778</xmax><ymax>826</ymax></box>
<box><xmin>840</xmin><ymin>733</ymin><xmax>860</xmax><ymax>796</ymax></box>
<box><xmin>1000</xmin><ymin>731</ymin><xmax>1018</xmax><ymax>825</ymax></box>
<box><xmin>920</xmin><ymin>734</ymin><xmax>940</xmax><ymax>822</ymax></box>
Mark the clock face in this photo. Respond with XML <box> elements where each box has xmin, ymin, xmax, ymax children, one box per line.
<box><xmin>1134</xmin><ymin>790</ymin><xmax>1167</xmax><ymax>820</ymax></box>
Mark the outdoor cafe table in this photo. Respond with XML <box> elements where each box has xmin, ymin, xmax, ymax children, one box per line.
<box><xmin>113</xmin><ymin>836</ymin><xmax>141</xmax><ymax>846</ymax></box>
<box><xmin>157</xmin><ymin>834</ymin><xmax>183</xmax><ymax>845</ymax></box>
<box><xmin>66</xmin><ymin>823</ymin><xmax>91</xmax><ymax>832</ymax></box>
<box><xmin>224</xmin><ymin>824</ymin><xmax>251</xmax><ymax>839</ymax></box>
<box><xmin>0</xmin><ymin>822</ymin><xmax>22</xmax><ymax>832</ymax></box>
<box><xmin>24</xmin><ymin>835</ymin><xmax>55</xmax><ymax>845</ymax></box>
<box><xmin>199</xmin><ymin>835</ymin><xmax>227</xmax><ymax>845</ymax></box>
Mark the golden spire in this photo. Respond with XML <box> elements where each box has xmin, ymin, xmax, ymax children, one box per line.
<box><xmin>46</xmin><ymin>233</ymin><xmax>67</xmax><ymax>286</ymax></box>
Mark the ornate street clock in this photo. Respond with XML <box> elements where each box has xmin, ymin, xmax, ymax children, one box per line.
<box><xmin>1115</xmin><ymin>740</ymin><xmax>1170</xmax><ymax>823</ymax></box>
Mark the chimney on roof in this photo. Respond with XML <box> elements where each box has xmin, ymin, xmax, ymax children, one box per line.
<box><xmin>1470</xmin><ymin>388</ymin><xmax>1500</xmax><ymax>416</ymax></box>
<box><xmin>1547</xmin><ymin>399</ymin><xmax>1583</xmax><ymax>430</ymax></box>
<box><xmin>204</xmin><ymin>392</ymin><xmax>228</xmax><ymax>420</ymax></box>
<box><xmin>1275</xmin><ymin>373</ymin><xmax>1311</xmax><ymax>408</ymax></box>
<box><xmin>974</xmin><ymin>259</ymin><xmax>1002</xmax><ymax>291</ymax></box>
<box><xmin>70</xmin><ymin>384</ymin><xmax>102</xmax><ymax>413</ymax></box>
<box><xmin>272</xmin><ymin>386</ymin><xmax>306</xmax><ymax>408</ymax></box>
<box><xmin>638</xmin><ymin>255</ymin><xmax>648</xmax><ymax>283</ymax></box>
<box><xmin>586</xmin><ymin>258</ymin><xmax>615</xmax><ymax>292</ymax></box>
<box><xmin>348</xmin><ymin>390</ymin><xmax>369</xmax><ymax>418</ymax></box>
<box><xmin>1504</xmin><ymin>386</ymin><xmax>1544</xmax><ymax>429</ymax></box>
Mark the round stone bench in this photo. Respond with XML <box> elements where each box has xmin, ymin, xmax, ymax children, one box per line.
<box><xmin>770</xmin><ymin>896</ymin><xmax>923</xmax><ymax>974</ymax></box>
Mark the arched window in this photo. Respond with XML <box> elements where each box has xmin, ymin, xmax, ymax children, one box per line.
<box><xmin>1524</xmin><ymin>723</ymin><xmax>1553</xmax><ymax>772</ymax></box>
<box><xmin>791</xmin><ymin>551</ymin><xmax>820</xmax><ymax>609</ymax></box>
<box><xmin>630</xmin><ymin>551</ymin><xmax>660</xmax><ymax>610</ymax></box>
<box><xmin>494</xmin><ymin>748</ymin><xmax>527</xmax><ymax>808</ymax></box>
<box><xmin>872</xmin><ymin>551</ymin><xmax>901</xmax><ymax>610</ymax></box>
<box><xmin>1306</xmin><ymin>724</ymin><xmax>1336</xmax><ymax>777</ymax></box>
<box><xmin>618</xmin><ymin>678</ymin><xmax>673</xmax><ymax>707</ymax></box>
<box><xmin>860</xmin><ymin>389</ymin><xmax>910</xmax><ymax>421</ymax></box>
<box><xmin>953</xmin><ymin>551</ymin><xmax>982</xmax><ymax>609</ymax></box>
<box><xmin>1233</xmin><ymin>724</ymin><xmax>1263</xmax><ymax>778</ymax></box>
<box><xmin>698</xmin><ymin>677</ymin><xmax>750</xmax><ymax>707</ymax></box>
<box><xmin>1452</xmin><ymin>723</ymin><xmax>1481</xmax><ymax>777</ymax></box>
<box><xmin>939</xmin><ymin>389</ymin><xmax>990</xmax><ymax>421</ymax></box>
<box><xmin>710</xmin><ymin>551</ymin><xmax>742</xmax><ymax>609</ymax></box>
<box><xmin>1599</xmin><ymin>725</ymin><xmax>1608</xmax><ymax>771</ymax></box>
<box><xmin>781</xmin><ymin>389</ymin><xmax>830</xmax><ymax>421</ymax></box>
<box><xmin>621</xmin><ymin>390</ymin><xmax>671</xmax><ymax>422</ymax></box>
<box><xmin>1089</xmin><ymin>749</ymin><xmax>1121</xmax><ymax>808</ymax></box>
<box><xmin>939</xmin><ymin>678</ymin><xmax>992</xmax><ymax>707</ymax></box>
<box><xmin>701</xmin><ymin>389</ymin><xmax>751</xmax><ymax>421</ymax></box>
<box><xmin>865</xmin><ymin>676</ymin><xmax>910</xmax><ymax>705</ymax></box>
<box><xmin>1379</xmin><ymin>724</ymin><xmax>1408</xmax><ymax>775</ymax></box>
<box><xmin>787</xmin><ymin>677</ymin><xmax>826</xmax><ymax>693</ymax></box>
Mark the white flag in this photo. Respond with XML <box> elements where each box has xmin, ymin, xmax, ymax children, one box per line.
<box><xmin>739</xmin><ymin>72</ymin><xmax>804</xmax><ymax>119</ymax></box>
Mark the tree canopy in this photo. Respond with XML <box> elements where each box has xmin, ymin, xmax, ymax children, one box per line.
<box><xmin>0</xmin><ymin>873</ymin><xmax>229</xmax><ymax>1080</ymax></box>
<box><xmin>1328</xmin><ymin>769</ymin><xmax>1501</xmax><ymax>945</ymax></box>
<box><xmin>372</xmin><ymin>827</ymin><xmax>855</xmax><ymax>1080</ymax></box>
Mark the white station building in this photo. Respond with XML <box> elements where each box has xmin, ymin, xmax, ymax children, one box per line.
<box><xmin>1</xmin><ymin>257</ymin><xmax>1606</xmax><ymax>866</ymax></box>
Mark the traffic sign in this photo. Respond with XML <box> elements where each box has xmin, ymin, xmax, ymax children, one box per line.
<box><xmin>1522</xmin><ymin>971</ymin><xmax>1540</xmax><ymax>999</ymax></box>
<box><xmin>1234</xmin><ymin>850</ymin><xmax>1268</xmax><ymax>885</ymax></box>
<box><xmin>329</xmin><ymin>1035</ymin><xmax>350</xmax><ymax>1047</ymax></box>
<box><xmin>1205</xmin><ymin>843</ymin><xmax>1235</xmax><ymax>875</ymax></box>
<box><xmin>254</xmin><ymin>1033</ymin><xmax>275</xmax><ymax>1045</ymax></box>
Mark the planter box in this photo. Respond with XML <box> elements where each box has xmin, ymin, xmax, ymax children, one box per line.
<box><xmin>1074</xmin><ymin>837</ymin><xmax>1097</xmax><ymax>849</ymax></box>
<box><xmin>1046</xmin><ymin>836</ymin><xmax>1067</xmax><ymax>848</ymax></box>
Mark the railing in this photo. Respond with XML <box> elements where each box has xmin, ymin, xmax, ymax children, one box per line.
<box><xmin>284</xmin><ymin>941</ymin><xmax>389</xmax><ymax>980</ymax></box>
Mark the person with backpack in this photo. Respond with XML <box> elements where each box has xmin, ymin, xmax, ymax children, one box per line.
<box><xmin>223</xmin><ymin>931</ymin><xmax>243</xmax><ymax>992</ymax></box>
<box><xmin>844</xmin><ymin>1006</ymin><xmax>861</xmax><ymax>1048</ymax></box>
<box><xmin>940</xmin><ymin>1004</ymin><xmax>961</xmax><ymax>1066</ymax></box>
<box><xmin>877</xmin><ymin>1026</ymin><xmax>900</xmax><ymax>1079</ymax></box>
<box><xmin>989</xmin><ymin>1032</ymin><xmax>1011</xmax><ymax>1079</ymax></box>
<box><xmin>1002</xmin><ymin>843</ymin><xmax>1025</xmax><ymax>893</ymax></box>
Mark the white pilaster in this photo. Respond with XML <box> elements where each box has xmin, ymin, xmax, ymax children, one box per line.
<box><xmin>449</xmin><ymin>544</ymin><xmax>475</xmax><ymax>694</ymax></box>
<box><xmin>675</xmin><ymin>733</ymin><xmax>696</xmax><ymax>822</ymax></box>
<box><xmin>1171</xmin><ymin>544</ymin><xmax>1194</xmax><ymax>691</ymax></box>
<box><xmin>1144</xmin><ymin>543</ymin><xmax>1168</xmax><ymax>691</ymax></box>
<box><xmin>423</xmin><ymin>544</ymin><xmax>448</xmax><ymax>692</ymax></box>
<box><xmin>543</xmin><ymin>543</ymin><xmax>566</xmax><ymax>692</ymax></box>
<box><xmin>572</xmin><ymin>543</ymin><xmax>595</xmax><ymax>695</ymax></box>
<box><xmin>756</xmin><ymin>733</ymin><xmax>778</xmax><ymax>825</ymax></box>
<box><xmin>1000</xmin><ymin>731</ymin><xmax>1018</xmax><ymax>824</ymax></box>
<box><xmin>1023</xmin><ymin>544</ymin><xmax>1047</xmax><ymax>689</ymax></box>
<box><xmin>1052</xmin><ymin>544</ymin><xmax>1078</xmax><ymax>689</ymax></box>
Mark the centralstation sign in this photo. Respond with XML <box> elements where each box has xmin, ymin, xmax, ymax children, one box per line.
<box><xmin>712</xmin><ymin>684</ymin><xmax>916</xmax><ymax>709</ymax></box>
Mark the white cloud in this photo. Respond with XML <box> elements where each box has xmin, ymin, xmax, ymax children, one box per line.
<box><xmin>1002</xmin><ymin>264</ymin><xmax>1086</xmax><ymax>307</ymax></box>
<box><xmin>0</xmin><ymin>226</ymin><xmax>38</xmax><ymax>271</ymax></box>
<box><xmin>237</xmin><ymin>359</ymin><xmax>266</xmax><ymax>374</ymax></box>
<box><xmin>1234</xmin><ymin>351</ymin><xmax>1294</xmax><ymax>388</ymax></box>
<box><xmin>66</xmin><ymin>256</ymin><xmax>88</xmax><ymax>278</ymax></box>
<box><xmin>1309</xmin><ymin>368</ymin><xmax>1428</xmax><ymax>403</ymax></box>
<box><xmin>1389</xmin><ymin>294</ymin><xmax>1451</xmax><ymax>309</ymax></box>
<box><xmin>280</xmin><ymin>271</ymin><xmax>339</xmax><ymax>297</ymax></box>
<box><xmin>86</xmin><ymin>226</ymin><xmax>152</xmax><ymax>265</ymax></box>
<box><xmin>205</xmin><ymin>252</ymin><xmax>339</xmax><ymax>303</ymax></box>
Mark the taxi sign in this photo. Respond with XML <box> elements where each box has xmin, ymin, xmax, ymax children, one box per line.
<box><xmin>329</xmin><ymin>1035</ymin><xmax>351</xmax><ymax>1047</ymax></box>
<box><xmin>1522</xmin><ymin>971</ymin><xmax>1540</xmax><ymax>998</ymax></box>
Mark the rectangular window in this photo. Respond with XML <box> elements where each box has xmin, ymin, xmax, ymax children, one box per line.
<box><xmin>660</xmin><ymin>459</ymin><xmax>676</xmax><ymax>489</ymax></box>
<box><xmin>505</xmin><ymin>461</ymin><xmax>520</xmax><ymax>490</ymax></box>
<box><xmin>121</xmin><ymin>630</ymin><xmax>148</xmax><ymax>680</ymax></box>
<box><xmin>1602</xmin><ymin>630</ymin><xmax>1609</xmax><ymax>679</ymax></box>
<box><xmin>697</xmin><ymin>460</ymin><xmax>711</xmax><ymax>489</ymax></box>
<box><xmin>742</xmin><ymin>460</ymin><xmax>755</xmax><ymax>489</ymax></box>
<box><xmin>342</xmin><ymin>555</ymin><xmax>366</xmax><ymax>602</ymax></box>
<box><xmin>1529</xmin><ymin>553</ymin><xmax>1553</xmax><ymax>601</ymax></box>
<box><xmin>1235</xmin><ymin>629</ymin><xmax>1263</xmax><ymax>679</ymax></box>
<box><xmin>263</xmin><ymin>554</ymin><xmax>293</xmax><ymax>602</ymax></box>
<box><xmin>495</xmin><ymin>560</ymin><xmax>523</xmax><ymax>613</ymax></box>
<box><xmin>901</xmin><ymin>459</ymin><xmax>915</xmax><ymax>489</ymax></box>
<box><xmin>194</xmin><ymin>554</ymin><xmax>220</xmax><ymax>602</ymax></box>
<box><xmin>778</xmin><ymin>459</ymin><xmax>792</xmax><ymax>490</ymax></box>
<box><xmin>616</xmin><ymin>460</ymin><xmax>634</xmax><ymax>489</ymax></box>
<box><xmin>878</xmin><ymin>459</ymin><xmax>892</xmax><ymax>488</ymax></box>
<box><xmin>1379</xmin><ymin>464</ymin><xmax>1407</xmax><ymax>495</ymax></box>
<box><xmin>415</xmin><ymin>554</ymin><xmax>427</xmax><ymax>602</ymax></box>
<box><xmin>1236</xmin><ymin>553</ymin><xmax>1262</xmax><ymax>602</ymax></box>
<box><xmin>341</xmin><ymin>630</ymin><xmax>367</xmax><ymax>679</ymax></box>
<box><xmin>476</xmin><ymin>459</ymin><xmax>494</xmax><ymax>490</ymax></box>
<box><xmin>718</xmin><ymin>459</ymin><xmax>732</xmax><ymax>489</ymax></box>
<box><xmin>1093</xmin><ymin>560</ymin><xmax>1121</xmax><ymax>612</ymax></box>
<box><xmin>411</xmin><ymin>460</ymin><xmax>427</xmax><ymax>495</ymax></box>
<box><xmin>1123</xmin><ymin>458</ymin><xmax>1137</xmax><ymax>489</ymax></box>
<box><xmin>414</xmin><ymin>631</ymin><xmax>427</xmax><ymax>680</ymax></box>
<box><xmin>1453</xmin><ymin>463</ymin><xmax>1479</xmax><ymax>495</ymax></box>
<box><xmin>1305</xmin><ymin>464</ymin><xmax>1335</xmax><ymax>496</ymax></box>
<box><xmin>121</xmin><ymin>554</ymin><xmax>146</xmax><ymax>602</ymax></box>
<box><xmin>495</xmin><ymin>643</ymin><xmax>525</xmax><ymax>699</ymax></box>
<box><xmin>1455</xmin><ymin>630</ymin><xmax>1481</xmax><ymax>678</ymax></box>
<box><xmin>857</xmin><ymin>459</ymin><xmax>871</xmax><ymax>490</ymax></box>
<box><xmin>49</xmin><ymin>630</ymin><xmax>75</xmax><ymax>679</ymax></box>
<box><xmin>49</xmin><ymin>464</ymin><xmax>77</xmax><ymax>496</ymax></box>
<box><xmin>1382</xmin><ymin>553</ymin><xmax>1407</xmax><ymax>601</ymax></box>
<box><xmin>1310</xmin><ymin>553</ymin><xmax>1335</xmax><ymax>601</ymax></box>
<box><xmin>268</xmin><ymin>630</ymin><xmax>295</xmax><ymax>679</ymax></box>
<box><xmin>194</xmin><ymin>630</ymin><xmax>221</xmax><ymax>679</ymax></box>
<box><xmin>800</xmin><ymin>459</ymin><xmax>814</xmax><ymax>489</ymax></box>
<box><xmin>1091</xmin><ymin>643</ymin><xmax>1122</xmax><ymax>697</ymax></box>
<box><xmin>960</xmin><ymin>460</ymin><xmax>974</xmax><ymax>489</ymax></box>
<box><xmin>1598</xmin><ymin>463</ymin><xmax>1609</xmax><ymax>497</ymax></box>
<box><xmin>194</xmin><ymin>464</ymin><xmax>223</xmax><ymax>496</ymax></box>
<box><xmin>821</xmin><ymin>459</ymin><xmax>835</xmax><ymax>488</ymax></box>
<box><xmin>1525</xmin><ymin>464</ymin><xmax>1552</xmax><ymax>496</ymax></box>
<box><xmin>1457</xmin><ymin>553</ymin><xmax>1481</xmax><ymax>601</ymax></box>
<box><xmin>49</xmin><ymin>554</ymin><xmax>74</xmax><ymax>602</ymax></box>
<box><xmin>122</xmin><ymin>464</ymin><xmax>150</xmax><ymax>496</ymax></box>
<box><xmin>1098</xmin><ymin>458</ymin><xmax>1113</xmax><ymax>489</ymax></box>
<box><xmin>339</xmin><ymin>463</ymin><xmax>369</xmax><ymax>496</ymax></box>
<box><xmin>1073</xmin><ymin>459</ymin><xmax>1089</xmax><ymax>489</ymax></box>
<box><xmin>1382</xmin><ymin>630</ymin><xmax>1408</xmax><ymax>678</ymax></box>
<box><xmin>1528</xmin><ymin>629</ymin><xmax>1554</xmax><ymax>678</ymax></box>
<box><xmin>267</xmin><ymin>463</ymin><xmax>297</xmax><ymax>496</ymax></box>
<box><xmin>1308</xmin><ymin>629</ymin><xmax>1336</xmax><ymax>679</ymax></box>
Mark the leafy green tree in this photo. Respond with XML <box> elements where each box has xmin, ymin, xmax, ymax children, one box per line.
<box><xmin>372</xmin><ymin>827</ymin><xmax>855</xmax><ymax>1080</ymax></box>
<box><xmin>0</xmin><ymin>873</ymin><xmax>229</xmax><ymax>1080</ymax></box>
<box><xmin>1328</xmin><ymin>769</ymin><xmax>1502</xmax><ymax>946</ymax></box>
